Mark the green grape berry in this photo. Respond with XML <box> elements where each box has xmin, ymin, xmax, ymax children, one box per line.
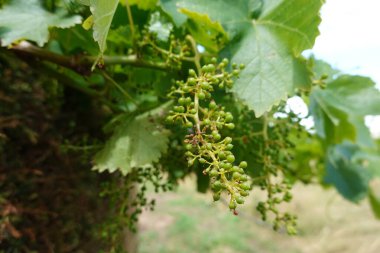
<box><xmin>226</xmin><ymin>144</ymin><xmax>233</xmax><ymax>150</ymax></box>
<box><xmin>189</xmin><ymin>69</ymin><xmax>196</xmax><ymax>77</ymax></box>
<box><xmin>226</xmin><ymin>154</ymin><xmax>235</xmax><ymax>163</ymax></box>
<box><xmin>229</xmin><ymin>200</ymin><xmax>237</xmax><ymax>210</ymax></box>
<box><xmin>226</xmin><ymin>123</ymin><xmax>235</xmax><ymax>129</ymax></box>
<box><xmin>209</xmin><ymin>101</ymin><xmax>217</xmax><ymax>109</ymax></box>
<box><xmin>213</xmin><ymin>192</ymin><xmax>221</xmax><ymax>201</ymax></box>
<box><xmin>198</xmin><ymin>92</ymin><xmax>206</xmax><ymax>100</ymax></box>
<box><xmin>239</xmin><ymin>161</ymin><xmax>247</xmax><ymax>168</ymax></box>
<box><xmin>209</xmin><ymin>169</ymin><xmax>219</xmax><ymax>177</ymax></box>
<box><xmin>178</xmin><ymin>97</ymin><xmax>186</xmax><ymax>105</ymax></box>
<box><xmin>236</xmin><ymin>196</ymin><xmax>245</xmax><ymax>204</ymax></box>
<box><xmin>224</xmin><ymin>137</ymin><xmax>232</xmax><ymax>144</ymax></box>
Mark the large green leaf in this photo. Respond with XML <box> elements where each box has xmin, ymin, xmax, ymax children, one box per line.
<box><xmin>324</xmin><ymin>142</ymin><xmax>372</xmax><ymax>203</ymax></box>
<box><xmin>310</xmin><ymin>75</ymin><xmax>380</xmax><ymax>147</ymax></box>
<box><xmin>230</xmin><ymin>28</ymin><xmax>312</xmax><ymax>116</ymax></box>
<box><xmin>323</xmin><ymin>75</ymin><xmax>380</xmax><ymax>116</ymax></box>
<box><xmin>93</xmin><ymin>113</ymin><xmax>169</xmax><ymax>175</ymax></box>
<box><xmin>88</xmin><ymin>0</ymin><xmax>119</xmax><ymax>54</ymax></box>
<box><xmin>0</xmin><ymin>0</ymin><xmax>81</xmax><ymax>46</ymax></box>
<box><xmin>231</xmin><ymin>0</ymin><xmax>323</xmax><ymax>116</ymax></box>
<box><xmin>161</xmin><ymin>0</ymin><xmax>323</xmax><ymax>116</ymax></box>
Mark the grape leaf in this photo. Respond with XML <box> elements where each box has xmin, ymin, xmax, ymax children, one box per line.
<box><xmin>160</xmin><ymin>0</ymin><xmax>322</xmax><ymax>116</ymax></box>
<box><xmin>0</xmin><ymin>0</ymin><xmax>82</xmax><ymax>47</ymax></box>
<box><xmin>230</xmin><ymin>0</ymin><xmax>322</xmax><ymax>116</ymax></box>
<box><xmin>88</xmin><ymin>0</ymin><xmax>119</xmax><ymax>54</ymax></box>
<box><xmin>310</xmin><ymin>75</ymin><xmax>380</xmax><ymax>147</ymax></box>
<box><xmin>324</xmin><ymin>142</ymin><xmax>372</xmax><ymax>203</ymax></box>
<box><xmin>179</xmin><ymin>8</ymin><xmax>228</xmax><ymax>52</ymax></box>
<box><xmin>322</xmin><ymin>75</ymin><xmax>380</xmax><ymax>116</ymax></box>
<box><xmin>126</xmin><ymin>0</ymin><xmax>158</xmax><ymax>10</ymax></box>
<box><xmin>93</xmin><ymin>113</ymin><xmax>169</xmax><ymax>175</ymax></box>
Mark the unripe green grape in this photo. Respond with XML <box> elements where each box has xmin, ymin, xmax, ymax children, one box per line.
<box><xmin>199</xmin><ymin>158</ymin><xmax>206</xmax><ymax>164</ymax></box>
<box><xmin>233</xmin><ymin>69</ymin><xmax>240</xmax><ymax>76</ymax></box>
<box><xmin>206</xmin><ymin>143</ymin><xmax>213</xmax><ymax>150</ymax></box>
<box><xmin>190</xmin><ymin>109</ymin><xmax>196</xmax><ymax>114</ymax></box>
<box><xmin>232</xmin><ymin>172</ymin><xmax>241</xmax><ymax>180</ymax></box>
<box><xmin>207</xmin><ymin>64</ymin><xmax>215</xmax><ymax>72</ymax></box>
<box><xmin>203</xmin><ymin>119</ymin><xmax>211</xmax><ymax>125</ymax></box>
<box><xmin>239</xmin><ymin>161</ymin><xmax>248</xmax><ymax>168</ymax></box>
<box><xmin>222</xmin><ymin>58</ymin><xmax>229</xmax><ymax>65</ymax></box>
<box><xmin>198</xmin><ymin>92</ymin><xmax>206</xmax><ymax>100</ymax></box>
<box><xmin>229</xmin><ymin>200</ymin><xmax>237</xmax><ymax>210</ymax></box>
<box><xmin>213</xmin><ymin>192</ymin><xmax>221</xmax><ymax>201</ymax></box>
<box><xmin>236</xmin><ymin>196</ymin><xmax>245</xmax><ymax>204</ymax></box>
<box><xmin>232</xmin><ymin>166</ymin><xmax>240</xmax><ymax>172</ymax></box>
<box><xmin>224</xmin><ymin>137</ymin><xmax>232</xmax><ymax>144</ymax></box>
<box><xmin>178</xmin><ymin>97</ymin><xmax>186</xmax><ymax>105</ymax></box>
<box><xmin>185</xmin><ymin>121</ymin><xmax>193</xmax><ymax>128</ymax></box>
<box><xmin>226</xmin><ymin>154</ymin><xmax>235</xmax><ymax>163</ymax></box>
<box><xmin>226</xmin><ymin>123</ymin><xmax>235</xmax><ymax>130</ymax></box>
<box><xmin>174</xmin><ymin>106</ymin><xmax>184</xmax><ymax>113</ymax></box>
<box><xmin>212</xmin><ymin>180</ymin><xmax>222</xmax><ymax>190</ymax></box>
<box><xmin>188</xmin><ymin>78</ymin><xmax>196</xmax><ymax>85</ymax></box>
<box><xmin>239</xmin><ymin>175</ymin><xmax>248</xmax><ymax>182</ymax></box>
<box><xmin>213</xmin><ymin>133</ymin><xmax>221</xmax><ymax>141</ymax></box>
<box><xmin>218</xmin><ymin>83</ymin><xmax>224</xmax><ymax>89</ymax></box>
<box><xmin>226</xmin><ymin>144</ymin><xmax>233</xmax><ymax>150</ymax></box>
<box><xmin>183</xmin><ymin>86</ymin><xmax>191</xmax><ymax>92</ymax></box>
<box><xmin>185</xmin><ymin>97</ymin><xmax>192</xmax><ymax>104</ymax></box>
<box><xmin>226</xmin><ymin>80</ymin><xmax>233</xmax><ymax>88</ymax></box>
<box><xmin>185</xmin><ymin>144</ymin><xmax>193</xmax><ymax>150</ymax></box>
<box><xmin>239</xmin><ymin>64</ymin><xmax>245</xmax><ymax>69</ymax></box>
<box><xmin>240</xmin><ymin>182</ymin><xmax>251</xmax><ymax>190</ymax></box>
<box><xmin>209</xmin><ymin>169</ymin><xmax>218</xmax><ymax>177</ymax></box>
<box><xmin>189</xmin><ymin>69</ymin><xmax>196</xmax><ymax>77</ymax></box>
<box><xmin>218</xmin><ymin>151</ymin><xmax>226</xmax><ymax>160</ymax></box>
<box><xmin>209</xmin><ymin>101</ymin><xmax>217</xmax><ymax>109</ymax></box>
<box><xmin>225</xmin><ymin>113</ymin><xmax>234</xmax><ymax>122</ymax></box>
<box><xmin>240</xmin><ymin>191</ymin><xmax>249</xmax><ymax>197</ymax></box>
<box><xmin>201</xmin><ymin>81</ymin><xmax>209</xmax><ymax>89</ymax></box>
<box><xmin>211</xmin><ymin>57</ymin><xmax>217</xmax><ymax>64</ymax></box>
<box><xmin>222</xmin><ymin>162</ymin><xmax>232</xmax><ymax>170</ymax></box>
<box><xmin>166</xmin><ymin>116</ymin><xmax>174</xmax><ymax>123</ymax></box>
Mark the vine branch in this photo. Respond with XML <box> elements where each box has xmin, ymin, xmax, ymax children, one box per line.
<box><xmin>7</xmin><ymin>41</ymin><xmax>170</xmax><ymax>74</ymax></box>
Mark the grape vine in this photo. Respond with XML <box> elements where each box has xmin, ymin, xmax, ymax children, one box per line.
<box><xmin>1</xmin><ymin>1</ymin><xmax>380</xmax><ymax>252</ymax></box>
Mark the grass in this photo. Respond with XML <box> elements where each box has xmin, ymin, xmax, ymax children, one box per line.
<box><xmin>138</xmin><ymin>178</ymin><xmax>380</xmax><ymax>253</ymax></box>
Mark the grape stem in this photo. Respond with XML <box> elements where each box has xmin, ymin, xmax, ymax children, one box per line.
<box><xmin>186</xmin><ymin>35</ymin><xmax>202</xmax><ymax>134</ymax></box>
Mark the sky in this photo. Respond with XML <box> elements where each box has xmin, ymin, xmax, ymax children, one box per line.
<box><xmin>292</xmin><ymin>0</ymin><xmax>380</xmax><ymax>137</ymax></box>
<box><xmin>312</xmin><ymin>0</ymin><xmax>380</xmax><ymax>85</ymax></box>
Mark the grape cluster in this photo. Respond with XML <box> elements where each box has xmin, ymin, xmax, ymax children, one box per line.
<box><xmin>167</xmin><ymin>58</ymin><xmax>250</xmax><ymax>211</ymax></box>
<box><xmin>236</xmin><ymin>107</ymin><xmax>306</xmax><ymax>234</ymax></box>
<box><xmin>139</xmin><ymin>31</ymin><xmax>193</xmax><ymax>69</ymax></box>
